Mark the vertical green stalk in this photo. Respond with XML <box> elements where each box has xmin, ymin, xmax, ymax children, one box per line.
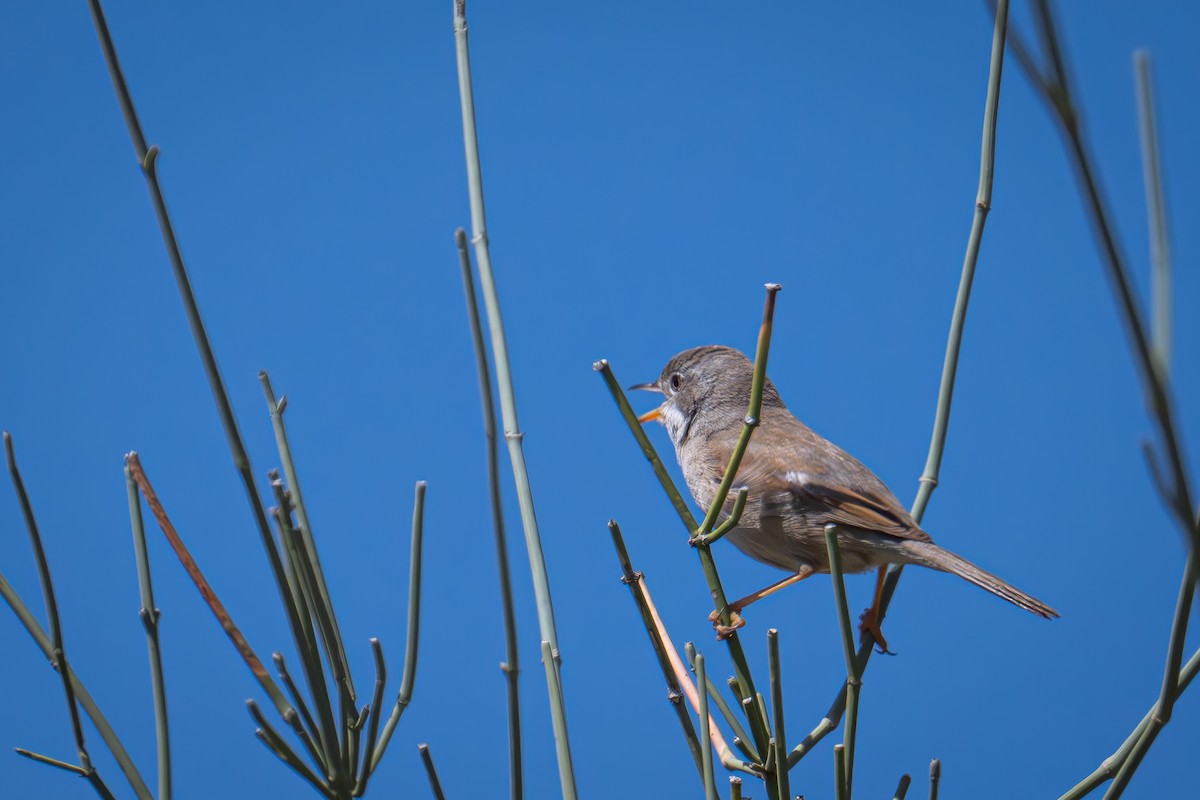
<box><xmin>1133</xmin><ymin>51</ymin><xmax>1172</xmax><ymax>373</ymax></box>
<box><xmin>696</xmin><ymin>652</ymin><xmax>720</xmax><ymax>800</ymax></box>
<box><xmin>456</xmin><ymin>227</ymin><xmax>523</xmax><ymax>800</ymax></box>
<box><xmin>368</xmin><ymin>482</ymin><xmax>426</xmax><ymax>772</ymax></box>
<box><xmin>125</xmin><ymin>464</ymin><xmax>172</xmax><ymax>800</ymax></box>
<box><xmin>596</xmin><ymin>355</ymin><xmax>772</xmax><ymax>760</ymax></box>
<box><xmin>766</xmin><ymin>630</ymin><xmax>789</xmax><ymax>800</ymax></box>
<box><xmin>788</xmin><ymin>0</ymin><xmax>1011</xmax><ymax>764</ymax></box>
<box><xmin>418</xmin><ymin>743</ymin><xmax>447</xmax><ymax>800</ymax></box>
<box><xmin>539</xmin><ymin>640</ymin><xmax>575</xmax><ymax>798</ymax></box>
<box><xmin>451</xmin><ymin>2</ymin><xmax>576</xmax><ymax>795</ymax></box>
<box><xmin>609</xmin><ymin>522</ymin><xmax>706</xmax><ymax>776</ymax></box>
<box><xmin>1010</xmin><ymin>4</ymin><xmax>1197</xmax><ymax>795</ymax></box>
<box><xmin>259</xmin><ymin>372</ymin><xmax>355</xmax><ymax>704</ymax></box>
<box><xmin>84</xmin><ymin>0</ymin><xmax>313</xmax><ymax>683</ymax></box>
<box><xmin>833</xmin><ymin>744</ymin><xmax>848</xmax><ymax>800</ymax></box>
<box><xmin>4</xmin><ymin>433</ymin><xmax>90</xmax><ymax>774</ymax></box>
<box><xmin>825</xmin><ymin>526</ymin><xmax>861</xmax><ymax>798</ymax></box>
<box><xmin>912</xmin><ymin>0</ymin><xmax>1009</xmax><ymax>524</ymax></box>
<box><xmin>1023</xmin><ymin>0</ymin><xmax>1196</xmax><ymax>545</ymax></box>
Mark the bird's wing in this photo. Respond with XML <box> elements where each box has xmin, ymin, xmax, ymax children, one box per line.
<box><xmin>786</xmin><ymin>475</ymin><xmax>931</xmax><ymax>542</ymax></box>
<box><xmin>729</xmin><ymin>416</ymin><xmax>932</xmax><ymax>543</ymax></box>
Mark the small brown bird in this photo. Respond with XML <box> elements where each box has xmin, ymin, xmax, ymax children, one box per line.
<box><xmin>633</xmin><ymin>345</ymin><xmax>1058</xmax><ymax>648</ymax></box>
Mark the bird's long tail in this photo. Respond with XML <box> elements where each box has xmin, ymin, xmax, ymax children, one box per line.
<box><xmin>899</xmin><ymin>540</ymin><xmax>1059</xmax><ymax>619</ymax></box>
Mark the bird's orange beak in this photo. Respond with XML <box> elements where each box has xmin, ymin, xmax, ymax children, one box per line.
<box><xmin>628</xmin><ymin>381</ymin><xmax>663</xmax><ymax>424</ymax></box>
<box><xmin>637</xmin><ymin>406</ymin><xmax>663</xmax><ymax>424</ymax></box>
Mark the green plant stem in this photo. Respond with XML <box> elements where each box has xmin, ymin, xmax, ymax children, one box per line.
<box><xmin>684</xmin><ymin>643</ymin><xmax>761</xmax><ymax>765</ymax></box>
<box><xmin>4</xmin><ymin>433</ymin><xmax>91</xmax><ymax>772</ymax></box>
<box><xmin>825</xmin><ymin>526</ymin><xmax>861</xmax><ymax>798</ymax></box>
<box><xmin>593</xmin><ymin>360</ymin><xmax>698</xmax><ymax>527</ymax></box>
<box><xmin>1021</xmin><ymin>0</ymin><xmax>1196</xmax><ymax>547</ymax></box>
<box><xmin>0</xmin><ymin>570</ymin><xmax>153</xmax><ymax>800</ymax></box>
<box><xmin>84</xmin><ymin>0</ymin><xmax>304</xmax><ymax>656</ymax></box>
<box><xmin>260</xmin><ymin>372</ymin><xmax>355</xmax><ymax>706</ymax></box>
<box><xmin>599</xmin><ymin>358</ymin><xmax>770</xmax><ymax>757</ymax></box>
<box><xmin>695</xmin><ymin>653</ymin><xmax>720</xmax><ymax>800</ymax></box>
<box><xmin>270</xmin><ymin>507</ymin><xmax>342</xmax><ymax>782</ymax></box>
<box><xmin>540</xmin><ymin>640</ymin><xmax>575</xmax><ymax>798</ymax></box>
<box><xmin>1006</xmin><ymin>4</ymin><xmax>1197</xmax><ymax>795</ymax></box>
<box><xmin>598</xmin><ymin>286</ymin><xmax>781</xmax><ymax>761</ymax></box>
<box><xmin>1058</xmin><ymin>645</ymin><xmax>1200</xmax><ymax>799</ymax></box>
<box><xmin>352</xmin><ymin>639</ymin><xmax>387</xmax><ymax>795</ymax></box>
<box><xmin>834</xmin><ymin>744</ymin><xmax>848</xmax><ymax>800</ymax></box>
<box><xmin>455</xmin><ymin>227</ymin><xmax>523</xmax><ymax>800</ymax></box>
<box><xmin>791</xmin><ymin>1</ymin><xmax>1011</xmax><ymax>764</ymax></box>
<box><xmin>609</xmin><ymin>522</ymin><xmax>706</xmax><ymax>775</ymax></box>
<box><xmin>696</xmin><ymin>285</ymin><xmax>782</xmax><ymax>539</ymax></box>
<box><xmin>369</xmin><ymin>482</ymin><xmax>426</xmax><ymax>772</ymax></box>
<box><xmin>1101</xmin><ymin>552</ymin><xmax>1197</xmax><ymax>799</ymax></box>
<box><xmin>14</xmin><ymin>749</ymin><xmax>117</xmax><ymax>800</ymax></box>
<box><xmin>451</xmin><ymin>3</ymin><xmax>576</xmax><ymax>795</ymax></box>
<box><xmin>695</xmin><ymin>488</ymin><xmax>749</xmax><ymax>546</ymax></box>
<box><xmin>267</xmin><ymin>494</ymin><xmax>339</xmax><ymax>769</ymax></box>
<box><xmin>767</xmin><ymin>630</ymin><xmax>789</xmax><ymax>800</ymax></box>
<box><xmin>418</xmin><ymin>743</ymin><xmax>447</xmax><ymax>800</ymax></box>
<box><xmin>248</xmin><ymin>700</ymin><xmax>331</xmax><ymax>797</ymax></box>
<box><xmin>124</xmin><ymin>464</ymin><xmax>171</xmax><ymax>800</ymax></box>
<box><xmin>1133</xmin><ymin>51</ymin><xmax>1172</xmax><ymax>373</ymax></box>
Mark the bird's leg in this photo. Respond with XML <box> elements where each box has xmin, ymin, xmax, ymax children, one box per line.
<box><xmin>709</xmin><ymin>565</ymin><xmax>815</xmax><ymax>639</ymax></box>
<box><xmin>858</xmin><ymin>566</ymin><xmax>895</xmax><ymax>654</ymax></box>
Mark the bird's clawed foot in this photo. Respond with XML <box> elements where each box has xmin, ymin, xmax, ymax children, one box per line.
<box><xmin>858</xmin><ymin>606</ymin><xmax>895</xmax><ymax>655</ymax></box>
<box><xmin>708</xmin><ymin>607</ymin><xmax>746</xmax><ymax>640</ymax></box>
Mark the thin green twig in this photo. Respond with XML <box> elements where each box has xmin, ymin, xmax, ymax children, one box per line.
<box><xmin>369</xmin><ymin>481</ymin><xmax>426</xmax><ymax>772</ymax></box>
<box><xmin>609</xmin><ymin>522</ymin><xmax>706</xmax><ymax>776</ymax></box>
<box><xmin>85</xmin><ymin>0</ymin><xmax>305</xmax><ymax>656</ymax></box>
<box><xmin>260</xmin><ymin>371</ymin><xmax>355</xmax><ymax>707</ymax></box>
<box><xmin>0</xmin><ymin>568</ymin><xmax>152</xmax><ymax>800</ymax></box>
<box><xmin>791</xmin><ymin>0</ymin><xmax>1011</xmax><ymax>765</ymax></box>
<box><xmin>4</xmin><ymin>433</ymin><xmax>91</xmax><ymax>773</ymax></box>
<box><xmin>599</xmin><ymin>285</ymin><xmax>781</xmax><ymax>763</ymax></box>
<box><xmin>418</xmin><ymin>743</ymin><xmax>447</xmax><ymax>800</ymax></box>
<box><xmin>124</xmin><ymin>464</ymin><xmax>171</xmax><ymax>800</ymax></box>
<box><xmin>455</xmin><ymin>227</ymin><xmax>523</xmax><ymax>800</ymax></box>
<box><xmin>834</xmin><ymin>744</ymin><xmax>848</xmax><ymax>800</ymax></box>
<box><xmin>352</xmin><ymin>639</ymin><xmax>387</xmax><ymax>795</ymax></box>
<box><xmin>825</xmin><ymin>526</ymin><xmax>862</xmax><ymax>797</ymax></box>
<box><xmin>1004</xmin><ymin>3</ymin><xmax>1196</xmax><ymax>796</ymax></box>
<box><xmin>696</xmin><ymin>652</ymin><xmax>720</xmax><ymax>800</ymax></box>
<box><xmin>14</xmin><ymin>749</ymin><xmax>117</xmax><ymax>800</ymax></box>
<box><xmin>1133</xmin><ymin>51</ymin><xmax>1172</xmax><ymax>372</ymax></box>
<box><xmin>1058</xmin><ymin>645</ymin><xmax>1200</xmax><ymax>799</ymax></box>
<box><xmin>767</xmin><ymin>630</ymin><xmax>789</xmax><ymax>800</ymax></box>
<box><xmin>451</xmin><ymin>2</ymin><xmax>575</xmax><ymax>794</ymax></box>
<box><xmin>684</xmin><ymin>643</ymin><xmax>761</xmax><ymax>765</ymax></box>
<box><xmin>249</xmin><ymin>701</ymin><xmax>332</xmax><ymax>798</ymax></box>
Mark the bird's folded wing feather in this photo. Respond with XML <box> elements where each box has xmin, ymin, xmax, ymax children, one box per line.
<box><xmin>724</xmin><ymin>423</ymin><xmax>932</xmax><ymax>543</ymax></box>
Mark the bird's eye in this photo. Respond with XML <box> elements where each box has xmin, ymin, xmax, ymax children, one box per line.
<box><xmin>668</xmin><ymin>373</ymin><xmax>683</xmax><ymax>391</ymax></box>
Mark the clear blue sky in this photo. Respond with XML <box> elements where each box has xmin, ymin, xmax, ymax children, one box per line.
<box><xmin>1</xmin><ymin>2</ymin><xmax>1197</xmax><ymax>798</ymax></box>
